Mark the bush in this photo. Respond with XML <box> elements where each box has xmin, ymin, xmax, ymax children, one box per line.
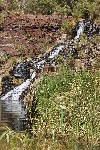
<box><xmin>0</xmin><ymin>0</ymin><xmax>100</xmax><ymax>18</ymax></box>
<box><xmin>72</xmin><ymin>0</ymin><xmax>100</xmax><ymax>19</ymax></box>
<box><xmin>61</xmin><ymin>18</ymin><xmax>76</xmax><ymax>33</ymax></box>
<box><xmin>34</xmin><ymin>0</ymin><xmax>57</xmax><ymax>15</ymax></box>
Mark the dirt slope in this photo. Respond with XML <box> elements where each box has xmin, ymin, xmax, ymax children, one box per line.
<box><xmin>0</xmin><ymin>13</ymin><xmax>70</xmax><ymax>57</ymax></box>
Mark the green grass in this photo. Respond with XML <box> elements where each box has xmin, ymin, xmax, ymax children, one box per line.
<box><xmin>0</xmin><ymin>67</ymin><xmax>99</xmax><ymax>150</ymax></box>
<box><xmin>35</xmin><ymin>68</ymin><xmax>100</xmax><ymax>149</ymax></box>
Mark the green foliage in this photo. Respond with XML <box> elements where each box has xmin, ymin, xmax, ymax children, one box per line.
<box><xmin>0</xmin><ymin>127</ymin><xmax>33</xmax><ymax>150</ymax></box>
<box><xmin>61</xmin><ymin>18</ymin><xmax>75</xmax><ymax>33</ymax></box>
<box><xmin>72</xmin><ymin>0</ymin><xmax>100</xmax><ymax>19</ymax></box>
<box><xmin>0</xmin><ymin>10</ymin><xmax>7</xmax><ymax>23</ymax></box>
<box><xmin>54</xmin><ymin>4</ymin><xmax>71</xmax><ymax>15</ymax></box>
<box><xmin>36</xmin><ymin>0</ymin><xmax>57</xmax><ymax>15</ymax></box>
<box><xmin>35</xmin><ymin>68</ymin><xmax>100</xmax><ymax>148</ymax></box>
<box><xmin>0</xmin><ymin>0</ymin><xmax>99</xmax><ymax>19</ymax></box>
<box><xmin>0</xmin><ymin>0</ymin><xmax>8</xmax><ymax>23</ymax></box>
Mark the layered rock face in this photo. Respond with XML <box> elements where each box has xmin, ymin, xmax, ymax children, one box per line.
<box><xmin>0</xmin><ymin>14</ymin><xmax>69</xmax><ymax>57</ymax></box>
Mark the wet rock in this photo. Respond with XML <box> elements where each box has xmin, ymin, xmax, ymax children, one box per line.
<box><xmin>84</xmin><ymin>20</ymin><xmax>99</xmax><ymax>36</ymax></box>
<box><xmin>1</xmin><ymin>76</ymin><xmax>14</xmax><ymax>95</ymax></box>
<box><xmin>9</xmin><ymin>61</ymin><xmax>30</xmax><ymax>80</ymax></box>
<box><xmin>72</xmin><ymin>20</ymin><xmax>100</xmax><ymax>38</ymax></box>
<box><xmin>72</xmin><ymin>22</ymin><xmax>80</xmax><ymax>37</ymax></box>
<box><xmin>59</xmin><ymin>49</ymin><xmax>68</xmax><ymax>60</ymax></box>
<box><xmin>68</xmin><ymin>46</ymin><xmax>79</xmax><ymax>59</ymax></box>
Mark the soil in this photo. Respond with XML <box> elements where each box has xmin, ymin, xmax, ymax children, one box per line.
<box><xmin>0</xmin><ymin>13</ymin><xmax>70</xmax><ymax>57</ymax></box>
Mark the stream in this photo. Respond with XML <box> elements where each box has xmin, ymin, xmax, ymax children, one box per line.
<box><xmin>0</xmin><ymin>20</ymin><xmax>99</xmax><ymax>131</ymax></box>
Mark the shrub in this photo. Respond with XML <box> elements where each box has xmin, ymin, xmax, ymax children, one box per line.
<box><xmin>61</xmin><ymin>18</ymin><xmax>76</xmax><ymax>33</ymax></box>
<box><xmin>72</xmin><ymin>0</ymin><xmax>100</xmax><ymax>19</ymax></box>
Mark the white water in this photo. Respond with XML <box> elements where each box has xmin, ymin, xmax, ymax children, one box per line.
<box><xmin>14</xmin><ymin>63</ymin><xmax>22</xmax><ymax>77</ymax></box>
<box><xmin>1</xmin><ymin>72</ymin><xmax>36</xmax><ymax>101</ymax></box>
<box><xmin>74</xmin><ymin>22</ymin><xmax>84</xmax><ymax>40</ymax></box>
<box><xmin>1</xmin><ymin>72</ymin><xmax>36</xmax><ymax>118</ymax></box>
<box><xmin>48</xmin><ymin>45</ymin><xmax>64</xmax><ymax>59</ymax></box>
<box><xmin>34</xmin><ymin>59</ymin><xmax>46</xmax><ymax>69</ymax></box>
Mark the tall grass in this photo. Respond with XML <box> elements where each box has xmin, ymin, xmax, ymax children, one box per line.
<box><xmin>35</xmin><ymin>68</ymin><xmax>100</xmax><ymax>149</ymax></box>
<box><xmin>0</xmin><ymin>68</ymin><xmax>100</xmax><ymax>150</ymax></box>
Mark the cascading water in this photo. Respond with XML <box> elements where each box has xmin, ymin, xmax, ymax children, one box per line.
<box><xmin>48</xmin><ymin>44</ymin><xmax>65</xmax><ymax>59</ymax></box>
<box><xmin>0</xmin><ymin>72</ymin><xmax>36</xmax><ymax>131</ymax></box>
<box><xmin>74</xmin><ymin>21</ymin><xmax>84</xmax><ymax>40</ymax></box>
<box><xmin>0</xmin><ymin>20</ymin><xmax>99</xmax><ymax>131</ymax></box>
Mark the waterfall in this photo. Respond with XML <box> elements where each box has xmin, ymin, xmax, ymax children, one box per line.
<box><xmin>1</xmin><ymin>20</ymin><xmax>98</xmax><ymax>131</ymax></box>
